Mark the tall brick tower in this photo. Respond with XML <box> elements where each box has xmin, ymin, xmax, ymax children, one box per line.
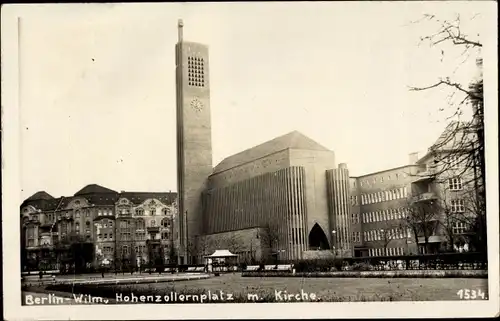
<box><xmin>175</xmin><ymin>19</ymin><xmax>213</xmax><ymax>264</ymax></box>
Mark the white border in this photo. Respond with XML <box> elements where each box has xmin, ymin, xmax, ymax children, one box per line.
<box><xmin>2</xmin><ymin>3</ymin><xmax>499</xmax><ymax>319</ymax></box>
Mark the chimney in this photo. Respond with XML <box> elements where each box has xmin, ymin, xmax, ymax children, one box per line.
<box><xmin>408</xmin><ymin>152</ymin><xmax>419</xmax><ymax>165</ymax></box>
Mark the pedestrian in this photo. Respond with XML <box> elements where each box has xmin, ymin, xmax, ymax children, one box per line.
<box><xmin>39</xmin><ymin>270</ymin><xmax>43</xmax><ymax>280</ymax></box>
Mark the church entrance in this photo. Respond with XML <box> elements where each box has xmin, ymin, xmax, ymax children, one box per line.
<box><xmin>308</xmin><ymin>223</ymin><xmax>331</xmax><ymax>250</ymax></box>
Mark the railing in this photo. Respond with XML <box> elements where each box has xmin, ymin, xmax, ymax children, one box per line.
<box><xmin>411</xmin><ymin>192</ymin><xmax>438</xmax><ymax>203</ymax></box>
<box><xmin>343</xmin><ymin>252</ymin><xmax>487</xmax><ymax>271</ymax></box>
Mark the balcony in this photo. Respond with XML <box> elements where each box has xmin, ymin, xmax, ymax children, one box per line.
<box><xmin>39</xmin><ymin>222</ymin><xmax>54</xmax><ymax>228</ymax></box>
<box><xmin>147</xmin><ymin>226</ymin><xmax>160</xmax><ymax>233</ymax></box>
<box><xmin>411</xmin><ymin>192</ymin><xmax>438</xmax><ymax>203</ymax></box>
<box><xmin>412</xmin><ymin>171</ymin><xmax>436</xmax><ymax>183</ymax></box>
<box><xmin>417</xmin><ymin>235</ymin><xmax>445</xmax><ymax>244</ymax></box>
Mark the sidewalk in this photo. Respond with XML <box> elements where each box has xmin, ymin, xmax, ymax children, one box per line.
<box><xmin>23</xmin><ymin>272</ymin><xmax>211</xmax><ymax>286</ymax></box>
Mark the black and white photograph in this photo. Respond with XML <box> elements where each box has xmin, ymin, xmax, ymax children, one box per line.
<box><xmin>1</xmin><ymin>2</ymin><xmax>498</xmax><ymax>319</ymax></box>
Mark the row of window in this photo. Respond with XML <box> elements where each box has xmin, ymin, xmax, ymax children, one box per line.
<box><xmin>363</xmin><ymin>208</ymin><xmax>407</xmax><ymax>223</ymax></box>
<box><xmin>364</xmin><ymin>228</ymin><xmax>409</xmax><ymax>242</ymax></box>
<box><xmin>119</xmin><ymin>218</ymin><xmax>172</xmax><ymax>229</ymax></box>
<box><xmin>359</xmin><ymin>173</ymin><xmax>408</xmax><ymax>187</ymax></box>
<box><xmin>97</xmin><ymin>233</ymin><xmax>113</xmax><ymax>240</ymax></box>
<box><xmin>351</xmin><ymin>232</ymin><xmax>361</xmax><ymax>243</ymax></box>
<box><xmin>361</xmin><ymin>187</ymin><xmax>408</xmax><ymax>205</ymax></box>
<box><xmin>369</xmin><ymin>247</ymin><xmax>405</xmax><ymax>257</ymax></box>
<box><xmin>97</xmin><ymin>209</ymin><xmax>113</xmax><ymax>216</ymax></box>
<box><xmin>452</xmin><ymin>222</ymin><xmax>468</xmax><ymax>234</ymax></box>
<box><xmin>448</xmin><ymin>177</ymin><xmax>463</xmax><ymax>191</ymax></box>
<box><xmin>133</xmin><ymin>208</ymin><xmax>172</xmax><ymax>216</ymax></box>
<box><xmin>73</xmin><ymin>229</ymin><xmax>91</xmax><ymax>235</ymax></box>
<box><xmin>119</xmin><ymin>231</ymin><xmax>171</xmax><ymax>241</ymax></box>
<box><xmin>451</xmin><ymin>199</ymin><xmax>465</xmax><ymax>213</ymax></box>
<box><xmin>102</xmin><ymin>246</ymin><xmax>114</xmax><ymax>253</ymax></box>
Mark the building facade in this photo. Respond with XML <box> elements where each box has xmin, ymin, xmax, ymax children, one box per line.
<box><xmin>21</xmin><ymin>23</ymin><xmax>482</xmax><ymax>270</ymax></box>
<box><xmin>20</xmin><ymin>185</ymin><xmax>177</xmax><ymax>271</ymax></box>
<box><xmin>174</xmin><ymin>23</ymin><xmax>482</xmax><ymax>264</ymax></box>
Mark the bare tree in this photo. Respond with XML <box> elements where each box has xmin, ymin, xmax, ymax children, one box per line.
<box><xmin>408</xmin><ymin>13</ymin><xmax>485</xmax><ymax>254</ymax></box>
<box><xmin>402</xmin><ymin>197</ymin><xmax>441</xmax><ymax>254</ymax></box>
<box><xmin>262</xmin><ymin>224</ymin><xmax>281</xmax><ymax>263</ymax></box>
<box><xmin>375</xmin><ymin>221</ymin><xmax>400</xmax><ymax>256</ymax></box>
<box><xmin>409</xmin><ymin>13</ymin><xmax>483</xmax><ymax>188</ymax></box>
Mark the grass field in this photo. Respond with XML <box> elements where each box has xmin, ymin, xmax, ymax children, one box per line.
<box><xmin>102</xmin><ymin>274</ymin><xmax>488</xmax><ymax>301</ymax></box>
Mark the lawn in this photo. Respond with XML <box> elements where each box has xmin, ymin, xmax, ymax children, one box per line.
<box><xmin>105</xmin><ymin>274</ymin><xmax>488</xmax><ymax>301</ymax></box>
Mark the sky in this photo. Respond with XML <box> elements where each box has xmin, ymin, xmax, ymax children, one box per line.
<box><xmin>13</xmin><ymin>2</ymin><xmax>493</xmax><ymax>200</ymax></box>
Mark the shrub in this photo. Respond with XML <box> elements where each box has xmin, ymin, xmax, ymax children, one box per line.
<box><xmin>351</xmin><ymin>262</ymin><xmax>372</xmax><ymax>271</ymax></box>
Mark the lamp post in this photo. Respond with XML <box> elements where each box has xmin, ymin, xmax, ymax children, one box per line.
<box><xmin>276</xmin><ymin>249</ymin><xmax>285</xmax><ymax>263</ymax></box>
<box><xmin>380</xmin><ymin>229</ymin><xmax>385</xmax><ymax>256</ymax></box>
<box><xmin>331</xmin><ymin>230</ymin><xmax>337</xmax><ymax>259</ymax></box>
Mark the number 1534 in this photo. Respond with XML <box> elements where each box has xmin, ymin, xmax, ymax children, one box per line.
<box><xmin>457</xmin><ymin>289</ymin><xmax>487</xmax><ymax>300</ymax></box>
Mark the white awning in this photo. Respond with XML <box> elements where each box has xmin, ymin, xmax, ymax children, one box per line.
<box><xmin>205</xmin><ymin>250</ymin><xmax>238</xmax><ymax>258</ymax></box>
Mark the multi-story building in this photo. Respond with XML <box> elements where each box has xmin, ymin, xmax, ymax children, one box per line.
<box><xmin>350</xmin><ymin>163</ymin><xmax>420</xmax><ymax>258</ymax></box>
<box><xmin>172</xmin><ymin>22</ymin><xmax>483</xmax><ymax>263</ymax></box>
<box><xmin>20</xmin><ymin>185</ymin><xmax>177</xmax><ymax>271</ymax></box>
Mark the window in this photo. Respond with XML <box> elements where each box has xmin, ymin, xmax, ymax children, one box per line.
<box><xmin>86</xmin><ymin>210</ymin><xmax>90</xmax><ymax>217</ymax></box>
<box><xmin>136</xmin><ymin>219</ymin><xmax>145</xmax><ymax>230</ymax></box>
<box><xmin>136</xmin><ymin>209</ymin><xmax>144</xmax><ymax>216</ymax></box>
<box><xmin>151</xmin><ymin>220</ymin><xmax>156</xmax><ymax>227</ymax></box>
<box><xmin>98</xmin><ymin>210</ymin><xmax>102</xmax><ymax>216</ymax></box>
<box><xmin>449</xmin><ymin>154</ymin><xmax>460</xmax><ymax>169</ymax></box>
<box><xmin>151</xmin><ymin>209</ymin><xmax>156</xmax><ymax>216</ymax></box>
<box><xmin>452</xmin><ymin>222</ymin><xmax>467</xmax><ymax>234</ymax></box>
<box><xmin>162</xmin><ymin>208</ymin><xmax>169</xmax><ymax>216</ymax></box>
<box><xmin>451</xmin><ymin>199</ymin><xmax>465</xmax><ymax>213</ymax></box>
<box><xmin>75</xmin><ymin>210</ymin><xmax>80</xmax><ymax>218</ymax></box>
<box><xmin>449</xmin><ymin>177</ymin><xmax>463</xmax><ymax>190</ymax></box>
<box><xmin>109</xmin><ymin>233</ymin><xmax>113</xmax><ymax>239</ymax></box>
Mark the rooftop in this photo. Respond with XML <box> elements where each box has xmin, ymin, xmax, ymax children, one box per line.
<box><xmin>212</xmin><ymin>131</ymin><xmax>331</xmax><ymax>174</ymax></box>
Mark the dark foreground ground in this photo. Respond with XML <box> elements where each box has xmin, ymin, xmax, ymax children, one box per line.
<box><xmin>24</xmin><ymin>273</ymin><xmax>489</xmax><ymax>303</ymax></box>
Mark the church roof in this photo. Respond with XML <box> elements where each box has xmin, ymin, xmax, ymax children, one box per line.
<box><xmin>212</xmin><ymin>131</ymin><xmax>330</xmax><ymax>174</ymax></box>
<box><xmin>74</xmin><ymin>184</ymin><xmax>118</xmax><ymax>196</ymax></box>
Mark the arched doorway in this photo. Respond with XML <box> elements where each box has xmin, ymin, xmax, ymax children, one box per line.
<box><xmin>308</xmin><ymin>223</ymin><xmax>330</xmax><ymax>250</ymax></box>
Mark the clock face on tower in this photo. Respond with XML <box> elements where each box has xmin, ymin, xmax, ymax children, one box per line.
<box><xmin>190</xmin><ymin>98</ymin><xmax>204</xmax><ymax>112</ymax></box>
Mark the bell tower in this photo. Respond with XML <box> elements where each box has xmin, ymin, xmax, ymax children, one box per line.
<box><xmin>175</xmin><ymin>20</ymin><xmax>213</xmax><ymax>264</ymax></box>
